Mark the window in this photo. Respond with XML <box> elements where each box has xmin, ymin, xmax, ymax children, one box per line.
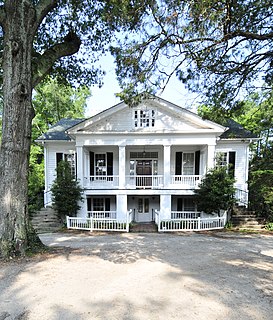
<box><xmin>87</xmin><ymin>197</ymin><xmax>111</xmax><ymax>213</ymax></box>
<box><xmin>95</xmin><ymin>154</ymin><xmax>106</xmax><ymax>176</ymax></box>
<box><xmin>175</xmin><ymin>152</ymin><xmax>195</xmax><ymax>175</ymax></box>
<box><xmin>177</xmin><ymin>198</ymin><xmax>196</xmax><ymax>212</ymax></box>
<box><xmin>216</xmin><ymin>151</ymin><xmax>236</xmax><ymax>177</ymax></box>
<box><xmin>56</xmin><ymin>152</ymin><xmax>76</xmax><ymax>177</ymax></box>
<box><xmin>134</xmin><ymin>109</ymin><xmax>156</xmax><ymax>128</ymax></box>
<box><xmin>89</xmin><ymin>152</ymin><xmax>113</xmax><ymax>179</ymax></box>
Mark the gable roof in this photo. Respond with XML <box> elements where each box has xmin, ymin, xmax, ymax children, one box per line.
<box><xmin>36</xmin><ymin>96</ymin><xmax>256</xmax><ymax>141</ymax></box>
<box><xmin>36</xmin><ymin>118</ymin><xmax>85</xmax><ymax>141</ymax></box>
<box><xmin>67</xmin><ymin>96</ymin><xmax>226</xmax><ymax>134</ymax></box>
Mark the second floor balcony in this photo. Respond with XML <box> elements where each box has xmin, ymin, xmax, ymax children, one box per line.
<box><xmin>83</xmin><ymin>174</ymin><xmax>203</xmax><ymax>190</ymax></box>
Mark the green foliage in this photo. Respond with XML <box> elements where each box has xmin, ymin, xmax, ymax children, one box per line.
<box><xmin>111</xmin><ymin>0</ymin><xmax>273</xmax><ymax>106</ymax></box>
<box><xmin>195</xmin><ymin>167</ymin><xmax>236</xmax><ymax>215</ymax></box>
<box><xmin>32</xmin><ymin>76</ymin><xmax>89</xmax><ymax>141</ymax></box>
<box><xmin>265</xmin><ymin>222</ymin><xmax>273</xmax><ymax>231</ymax></box>
<box><xmin>51</xmin><ymin>161</ymin><xmax>83</xmax><ymax>222</ymax></box>
<box><xmin>29</xmin><ymin>76</ymin><xmax>88</xmax><ymax>213</ymax></box>
<box><xmin>28</xmin><ymin>145</ymin><xmax>45</xmax><ymax>215</ymax></box>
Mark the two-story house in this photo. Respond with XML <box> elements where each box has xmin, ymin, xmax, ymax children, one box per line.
<box><xmin>37</xmin><ymin>96</ymin><xmax>256</xmax><ymax>231</ymax></box>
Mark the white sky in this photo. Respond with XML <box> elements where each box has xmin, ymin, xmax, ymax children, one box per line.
<box><xmin>85</xmin><ymin>54</ymin><xmax>200</xmax><ymax>117</ymax></box>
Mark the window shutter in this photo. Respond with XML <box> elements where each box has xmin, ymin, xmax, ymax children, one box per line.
<box><xmin>175</xmin><ymin>152</ymin><xmax>183</xmax><ymax>175</ymax></box>
<box><xmin>87</xmin><ymin>198</ymin><xmax>92</xmax><ymax>211</ymax></box>
<box><xmin>107</xmin><ymin>152</ymin><xmax>113</xmax><ymax>176</ymax></box>
<box><xmin>56</xmin><ymin>153</ymin><xmax>63</xmax><ymax>166</ymax></box>
<box><xmin>177</xmin><ymin>198</ymin><xmax>183</xmax><ymax>211</ymax></box>
<box><xmin>195</xmin><ymin>151</ymin><xmax>200</xmax><ymax>175</ymax></box>
<box><xmin>105</xmin><ymin>198</ymin><xmax>110</xmax><ymax>211</ymax></box>
<box><xmin>90</xmin><ymin>151</ymin><xmax>94</xmax><ymax>176</ymax></box>
<box><xmin>228</xmin><ymin>151</ymin><xmax>236</xmax><ymax>178</ymax></box>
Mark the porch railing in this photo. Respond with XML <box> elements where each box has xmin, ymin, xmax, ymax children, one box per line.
<box><xmin>235</xmin><ymin>189</ymin><xmax>249</xmax><ymax>207</ymax></box>
<box><xmin>66</xmin><ymin>210</ymin><xmax>132</xmax><ymax>232</ymax></box>
<box><xmin>157</xmin><ymin>211</ymin><xmax>227</xmax><ymax>232</ymax></box>
<box><xmin>88</xmin><ymin>211</ymin><xmax>117</xmax><ymax>219</ymax></box>
<box><xmin>170</xmin><ymin>175</ymin><xmax>202</xmax><ymax>188</ymax></box>
<box><xmin>126</xmin><ymin>175</ymin><xmax>164</xmax><ymax>189</ymax></box>
<box><xmin>171</xmin><ymin>211</ymin><xmax>200</xmax><ymax>219</ymax></box>
<box><xmin>83</xmin><ymin>175</ymin><xmax>119</xmax><ymax>189</ymax></box>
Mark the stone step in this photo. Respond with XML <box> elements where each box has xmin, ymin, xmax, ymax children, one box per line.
<box><xmin>130</xmin><ymin>222</ymin><xmax>158</xmax><ymax>233</ymax></box>
<box><xmin>31</xmin><ymin>207</ymin><xmax>62</xmax><ymax>233</ymax></box>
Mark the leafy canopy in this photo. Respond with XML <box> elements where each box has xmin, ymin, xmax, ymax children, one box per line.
<box><xmin>111</xmin><ymin>0</ymin><xmax>273</xmax><ymax>107</ymax></box>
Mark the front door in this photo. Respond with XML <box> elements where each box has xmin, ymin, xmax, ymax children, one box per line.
<box><xmin>136</xmin><ymin>197</ymin><xmax>153</xmax><ymax>222</ymax></box>
<box><xmin>136</xmin><ymin>160</ymin><xmax>152</xmax><ymax>188</ymax></box>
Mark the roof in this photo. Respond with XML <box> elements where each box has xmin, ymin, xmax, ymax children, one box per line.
<box><xmin>36</xmin><ymin>99</ymin><xmax>257</xmax><ymax>141</ymax></box>
<box><xmin>220</xmin><ymin>119</ymin><xmax>257</xmax><ymax>139</ymax></box>
<box><xmin>36</xmin><ymin>118</ymin><xmax>85</xmax><ymax>141</ymax></box>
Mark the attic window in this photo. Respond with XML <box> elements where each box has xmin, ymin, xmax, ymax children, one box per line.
<box><xmin>134</xmin><ymin>109</ymin><xmax>155</xmax><ymax>128</ymax></box>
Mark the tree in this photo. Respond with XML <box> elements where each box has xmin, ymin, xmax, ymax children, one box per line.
<box><xmin>195</xmin><ymin>167</ymin><xmax>236</xmax><ymax>216</ymax></box>
<box><xmin>0</xmin><ymin>0</ymin><xmax>148</xmax><ymax>257</ymax></box>
<box><xmin>51</xmin><ymin>161</ymin><xmax>83</xmax><ymax>223</ymax></box>
<box><xmin>197</xmin><ymin>92</ymin><xmax>273</xmax><ymax>220</ymax></box>
<box><xmin>28</xmin><ymin>76</ymin><xmax>89</xmax><ymax>214</ymax></box>
<box><xmin>111</xmin><ymin>1</ymin><xmax>273</xmax><ymax>107</ymax></box>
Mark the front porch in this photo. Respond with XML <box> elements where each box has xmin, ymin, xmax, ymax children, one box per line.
<box><xmin>66</xmin><ymin>210</ymin><xmax>227</xmax><ymax>232</ymax></box>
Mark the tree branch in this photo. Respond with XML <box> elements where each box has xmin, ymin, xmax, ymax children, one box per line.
<box><xmin>35</xmin><ymin>0</ymin><xmax>57</xmax><ymax>30</ymax></box>
<box><xmin>32</xmin><ymin>31</ymin><xmax>81</xmax><ymax>88</ymax></box>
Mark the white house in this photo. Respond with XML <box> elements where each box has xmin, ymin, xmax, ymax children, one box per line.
<box><xmin>37</xmin><ymin>96</ymin><xmax>256</xmax><ymax>231</ymax></box>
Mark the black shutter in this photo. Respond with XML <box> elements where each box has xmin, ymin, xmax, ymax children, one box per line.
<box><xmin>87</xmin><ymin>198</ymin><xmax>92</xmax><ymax>212</ymax></box>
<box><xmin>195</xmin><ymin>151</ymin><xmax>200</xmax><ymax>175</ymax></box>
<box><xmin>107</xmin><ymin>152</ymin><xmax>113</xmax><ymax>178</ymax></box>
<box><xmin>175</xmin><ymin>152</ymin><xmax>183</xmax><ymax>175</ymax></box>
<box><xmin>56</xmin><ymin>153</ymin><xmax>63</xmax><ymax>166</ymax></box>
<box><xmin>105</xmin><ymin>198</ymin><xmax>110</xmax><ymax>211</ymax></box>
<box><xmin>228</xmin><ymin>151</ymin><xmax>236</xmax><ymax>178</ymax></box>
<box><xmin>177</xmin><ymin>198</ymin><xmax>183</xmax><ymax>211</ymax></box>
<box><xmin>90</xmin><ymin>151</ymin><xmax>94</xmax><ymax>177</ymax></box>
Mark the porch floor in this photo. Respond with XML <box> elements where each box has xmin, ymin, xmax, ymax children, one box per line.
<box><xmin>130</xmin><ymin>222</ymin><xmax>158</xmax><ymax>233</ymax></box>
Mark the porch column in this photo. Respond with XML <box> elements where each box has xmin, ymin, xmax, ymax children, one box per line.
<box><xmin>117</xmin><ymin>194</ymin><xmax>127</xmax><ymax>220</ymax></box>
<box><xmin>76</xmin><ymin>146</ymin><xmax>84</xmax><ymax>187</ymax></box>
<box><xmin>78</xmin><ymin>197</ymin><xmax>87</xmax><ymax>218</ymax></box>
<box><xmin>160</xmin><ymin>194</ymin><xmax>171</xmax><ymax>219</ymax></box>
<box><xmin>163</xmin><ymin>145</ymin><xmax>171</xmax><ymax>187</ymax></box>
<box><xmin>119</xmin><ymin>145</ymin><xmax>126</xmax><ymax>188</ymax></box>
<box><xmin>207</xmin><ymin>144</ymin><xmax>216</xmax><ymax>171</ymax></box>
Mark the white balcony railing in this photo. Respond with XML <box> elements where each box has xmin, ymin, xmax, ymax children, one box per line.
<box><xmin>84</xmin><ymin>175</ymin><xmax>119</xmax><ymax>189</ymax></box>
<box><xmin>126</xmin><ymin>175</ymin><xmax>164</xmax><ymax>189</ymax></box>
<box><xmin>82</xmin><ymin>174</ymin><xmax>202</xmax><ymax>189</ymax></box>
<box><xmin>170</xmin><ymin>175</ymin><xmax>202</xmax><ymax>189</ymax></box>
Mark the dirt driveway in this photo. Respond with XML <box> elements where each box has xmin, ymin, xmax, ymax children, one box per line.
<box><xmin>0</xmin><ymin>231</ymin><xmax>273</xmax><ymax>320</ymax></box>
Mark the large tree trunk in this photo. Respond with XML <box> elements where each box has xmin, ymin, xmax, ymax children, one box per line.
<box><xmin>0</xmin><ymin>1</ymin><xmax>36</xmax><ymax>257</ymax></box>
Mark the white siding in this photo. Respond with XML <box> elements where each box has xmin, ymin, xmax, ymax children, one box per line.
<box><xmin>215</xmin><ymin>141</ymin><xmax>249</xmax><ymax>190</ymax></box>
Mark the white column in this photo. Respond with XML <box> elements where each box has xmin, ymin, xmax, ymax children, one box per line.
<box><xmin>119</xmin><ymin>146</ymin><xmax>126</xmax><ymax>188</ymax></box>
<box><xmin>78</xmin><ymin>197</ymin><xmax>87</xmax><ymax>218</ymax></box>
<box><xmin>76</xmin><ymin>146</ymin><xmax>84</xmax><ymax>186</ymax></box>
<box><xmin>163</xmin><ymin>145</ymin><xmax>171</xmax><ymax>187</ymax></box>
<box><xmin>160</xmin><ymin>194</ymin><xmax>171</xmax><ymax>219</ymax></box>
<box><xmin>117</xmin><ymin>194</ymin><xmax>127</xmax><ymax>220</ymax></box>
<box><xmin>207</xmin><ymin>144</ymin><xmax>216</xmax><ymax>171</ymax></box>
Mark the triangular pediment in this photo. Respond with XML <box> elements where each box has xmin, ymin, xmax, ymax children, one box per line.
<box><xmin>68</xmin><ymin>96</ymin><xmax>225</xmax><ymax>135</ymax></box>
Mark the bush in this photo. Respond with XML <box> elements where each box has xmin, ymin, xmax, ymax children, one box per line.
<box><xmin>195</xmin><ymin>166</ymin><xmax>236</xmax><ymax>216</ymax></box>
<box><xmin>51</xmin><ymin>161</ymin><xmax>83</xmax><ymax>223</ymax></box>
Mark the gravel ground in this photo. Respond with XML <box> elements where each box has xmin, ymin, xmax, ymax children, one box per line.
<box><xmin>0</xmin><ymin>231</ymin><xmax>273</xmax><ymax>320</ymax></box>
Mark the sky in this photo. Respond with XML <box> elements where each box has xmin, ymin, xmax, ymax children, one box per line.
<box><xmin>85</xmin><ymin>54</ymin><xmax>200</xmax><ymax>117</ymax></box>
